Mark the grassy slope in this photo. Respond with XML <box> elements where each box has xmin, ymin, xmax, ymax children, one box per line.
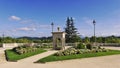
<box><xmin>37</xmin><ymin>50</ymin><xmax>120</xmax><ymax>63</ymax></box>
<box><xmin>5</xmin><ymin>49</ymin><xmax>46</xmax><ymax>61</ymax></box>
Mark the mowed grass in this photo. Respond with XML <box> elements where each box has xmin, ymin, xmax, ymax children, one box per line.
<box><xmin>37</xmin><ymin>50</ymin><xmax>120</xmax><ymax>63</ymax></box>
<box><xmin>5</xmin><ymin>49</ymin><xmax>46</xmax><ymax>61</ymax></box>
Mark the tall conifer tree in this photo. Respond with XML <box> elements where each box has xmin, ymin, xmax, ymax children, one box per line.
<box><xmin>65</xmin><ymin>17</ymin><xmax>79</xmax><ymax>43</ymax></box>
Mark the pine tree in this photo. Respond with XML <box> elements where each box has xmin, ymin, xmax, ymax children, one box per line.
<box><xmin>65</xmin><ymin>17</ymin><xmax>79</xmax><ymax>43</ymax></box>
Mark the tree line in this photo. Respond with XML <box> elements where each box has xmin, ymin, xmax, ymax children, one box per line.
<box><xmin>0</xmin><ymin>36</ymin><xmax>52</xmax><ymax>43</ymax></box>
<box><xmin>82</xmin><ymin>36</ymin><xmax>120</xmax><ymax>43</ymax></box>
<box><xmin>0</xmin><ymin>35</ymin><xmax>120</xmax><ymax>43</ymax></box>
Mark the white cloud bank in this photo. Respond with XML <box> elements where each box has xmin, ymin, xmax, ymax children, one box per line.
<box><xmin>9</xmin><ymin>15</ymin><xmax>21</xmax><ymax>21</ymax></box>
<box><xmin>82</xmin><ymin>17</ymin><xmax>94</xmax><ymax>27</ymax></box>
<box><xmin>18</xmin><ymin>27</ymin><xmax>36</xmax><ymax>31</ymax></box>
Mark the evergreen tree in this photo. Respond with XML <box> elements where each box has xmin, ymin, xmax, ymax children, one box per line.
<box><xmin>65</xmin><ymin>17</ymin><xmax>79</xmax><ymax>43</ymax></box>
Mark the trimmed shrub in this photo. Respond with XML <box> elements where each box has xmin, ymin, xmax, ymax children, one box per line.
<box><xmin>102</xmin><ymin>48</ymin><xmax>109</xmax><ymax>52</ymax></box>
<box><xmin>76</xmin><ymin>49</ymin><xmax>83</xmax><ymax>54</ymax></box>
<box><xmin>54</xmin><ymin>51</ymin><xmax>64</xmax><ymax>56</ymax></box>
<box><xmin>13</xmin><ymin>45</ymin><xmax>42</xmax><ymax>55</ymax></box>
<box><xmin>76</xmin><ymin>43</ymin><xmax>86</xmax><ymax>49</ymax></box>
<box><xmin>86</xmin><ymin>44</ymin><xmax>92</xmax><ymax>50</ymax></box>
<box><xmin>98</xmin><ymin>46</ymin><xmax>101</xmax><ymax>49</ymax></box>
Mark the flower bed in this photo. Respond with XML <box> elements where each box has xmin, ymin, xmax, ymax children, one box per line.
<box><xmin>5</xmin><ymin>45</ymin><xmax>46</xmax><ymax>61</ymax></box>
<box><xmin>13</xmin><ymin>46</ymin><xmax>38</xmax><ymax>54</ymax></box>
<box><xmin>37</xmin><ymin>49</ymin><xmax>120</xmax><ymax>63</ymax></box>
<box><xmin>54</xmin><ymin>47</ymin><xmax>108</xmax><ymax>56</ymax></box>
<box><xmin>36</xmin><ymin>44</ymin><xmax>120</xmax><ymax>63</ymax></box>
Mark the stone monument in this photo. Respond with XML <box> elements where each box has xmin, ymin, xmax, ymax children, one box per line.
<box><xmin>52</xmin><ymin>27</ymin><xmax>66</xmax><ymax>50</ymax></box>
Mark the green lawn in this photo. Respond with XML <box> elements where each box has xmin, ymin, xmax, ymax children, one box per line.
<box><xmin>5</xmin><ymin>48</ymin><xmax>46</xmax><ymax>61</ymax></box>
<box><xmin>37</xmin><ymin>50</ymin><xmax>120</xmax><ymax>63</ymax></box>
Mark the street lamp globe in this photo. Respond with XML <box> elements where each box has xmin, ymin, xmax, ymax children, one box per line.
<box><xmin>93</xmin><ymin>20</ymin><xmax>96</xmax><ymax>25</ymax></box>
<box><xmin>51</xmin><ymin>22</ymin><xmax>54</xmax><ymax>32</ymax></box>
<box><xmin>51</xmin><ymin>22</ymin><xmax>54</xmax><ymax>26</ymax></box>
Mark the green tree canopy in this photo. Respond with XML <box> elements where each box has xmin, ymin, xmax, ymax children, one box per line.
<box><xmin>65</xmin><ymin>17</ymin><xmax>80</xmax><ymax>43</ymax></box>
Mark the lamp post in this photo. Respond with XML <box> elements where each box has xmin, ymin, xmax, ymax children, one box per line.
<box><xmin>51</xmin><ymin>22</ymin><xmax>54</xmax><ymax>33</ymax></box>
<box><xmin>2</xmin><ymin>34</ymin><xmax>4</xmax><ymax>43</ymax></box>
<box><xmin>2</xmin><ymin>34</ymin><xmax>4</xmax><ymax>47</ymax></box>
<box><xmin>93</xmin><ymin>20</ymin><xmax>96</xmax><ymax>45</ymax></box>
<box><xmin>51</xmin><ymin>22</ymin><xmax>54</xmax><ymax>49</ymax></box>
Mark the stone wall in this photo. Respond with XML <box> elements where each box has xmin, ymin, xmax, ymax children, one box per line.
<box><xmin>1</xmin><ymin>43</ymin><xmax>44</xmax><ymax>49</ymax></box>
<box><xmin>2</xmin><ymin>43</ymin><xmax>18</xmax><ymax>49</ymax></box>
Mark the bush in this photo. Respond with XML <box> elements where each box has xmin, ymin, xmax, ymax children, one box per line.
<box><xmin>54</xmin><ymin>48</ymin><xmax>77</xmax><ymax>56</ymax></box>
<box><xmin>54</xmin><ymin>51</ymin><xmax>64</xmax><ymax>56</ymax></box>
<box><xmin>102</xmin><ymin>48</ymin><xmax>109</xmax><ymax>52</ymax></box>
<box><xmin>54</xmin><ymin>47</ymin><xmax>110</xmax><ymax>56</ymax></box>
<box><xmin>76</xmin><ymin>49</ymin><xmax>83</xmax><ymax>54</ymax></box>
<box><xmin>76</xmin><ymin>43</ymin><xmax>86</xmax><ymax>49</ymax></box>
<box><xmin>98</xmin><ymin>46</ymin><xmax>101</xmax><ymax>49</ymax></box>
<box><xmin>54</xmin><ymin>48</ymin><xmax>90</xmax><ymax>56</ymax></box>
<box><xmin>13</xmin><ymin>45</ymin><xmax>42</xmax><ymax>55</ymax></box>
<box><xmin>86</xmin><ymin>44</ymin><xmax>92</xmax><ymax>50</ymax></box>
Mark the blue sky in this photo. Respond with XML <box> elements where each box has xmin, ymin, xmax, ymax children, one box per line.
<box><xmin>0</xmin><ymin>0</ymin><xmax>120</xmax><ymax>37</ymax></box>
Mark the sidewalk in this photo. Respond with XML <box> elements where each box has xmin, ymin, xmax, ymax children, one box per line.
<box><xmin>18</xmin><ymin>50</ymin><xmax>57</xmax><ymax>63</ymax></box>
<box><xmin>102</xmin><ymin>46</ymin><xmax>120</xmax><ymax>50</ymax></box>
<box><xmin>0</xmin><ymin>48</ymin><xmax>7</xmax><ymax>63</ymax></box>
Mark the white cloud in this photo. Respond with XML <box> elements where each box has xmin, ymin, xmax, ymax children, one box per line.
<box><xmin>98</xmin><ymin>32</ymin><xmax>120</xmax><ymax>37</ymax></box>
<box><xmin>18</xmin><ymin>27</ymin><xmax>36</xmax><ymax>31</ymax></box>
<box><xmin>9</xmin><ymin>15</ymin><xmax>21</xmax><ymax>21</ymax></box>
<box><xmin>20</xmin><ymin>20</ymin><xmax>35</xmax><ymax>24</ymax></box>
<box><xmin>82</xmin><ymin>17</ymin><xmax>94</xmax><ymax>27</ymax></box>
<box><xmin>39</xmin><ymin>25</ymin><xmax>51</xmax><ymax>29</ymax></box>
<box><xmin>30</xmin><ymin>24</ymin><xmax>51</xmax><ymax>29</ymax></box>
<box><xmin>20</xmin><ymin>20</ymin><xmax>51</xmax><ymax>29</ymax></box>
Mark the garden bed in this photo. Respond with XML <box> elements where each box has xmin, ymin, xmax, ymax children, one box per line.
<box><xmin>5</xmin><ymin>48</ymin><xmax>46</xmax><ymax>61</ymax></box>
<box><xmin>36</xmin><ymin>50</ymin><xmax>120</xmax><ymax>63</ymax></box>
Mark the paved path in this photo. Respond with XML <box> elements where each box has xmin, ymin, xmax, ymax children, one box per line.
<box><xmin>0</xmin><ymin>48</ymin><xmax>7</xmax><ymax>64</ymax></box>
<box><xmin>102</xmin><ymin>46</ymin><xmax>120</xmax><ymax>50</ymax></box>
<box><xmin>18</xmin><ymin>50</ymin><xmax>57</xmax><ymax>63</ymax></box>
<box><xmin>0</xmin><ymin>54</ymin><xmax>120</xmax><ymax>68</ymax></box>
